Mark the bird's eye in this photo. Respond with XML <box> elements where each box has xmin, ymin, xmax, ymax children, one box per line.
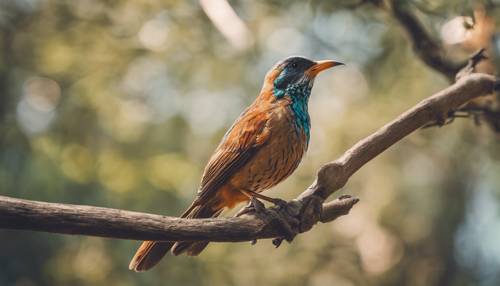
<box><xmin>291</xmin><ymin>63</ymin><xmax>298</xmax><ymax>69</ymax></box>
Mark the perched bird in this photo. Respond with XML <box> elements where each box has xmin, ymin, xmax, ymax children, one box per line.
<box><xmin>129</xmin><ymin>56</ymin><xmax>343</xmax><ymax>272</ymax></box>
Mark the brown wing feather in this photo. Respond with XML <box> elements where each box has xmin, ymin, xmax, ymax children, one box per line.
<box><xmin>194</xmin><ymin>105</ymin><xmax>271</xmax><ymax>205</ymax></box>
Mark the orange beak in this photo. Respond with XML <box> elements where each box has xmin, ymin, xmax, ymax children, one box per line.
<box><xmin>305</xmin><ymin>60</ymin><xmax>344</xmax><ymax>77</ymax></box>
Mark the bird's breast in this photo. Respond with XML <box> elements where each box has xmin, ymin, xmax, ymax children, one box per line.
<box><xmin>229</xmin><ymin>103</ymin><xmax>308</xmax><ymax>193</ymax></box>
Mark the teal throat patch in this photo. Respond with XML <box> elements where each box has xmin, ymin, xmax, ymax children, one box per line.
<box><xmin>273</xmin><ymin>81</ymin><xmax>312</xmax><ymax>142</ymax></box>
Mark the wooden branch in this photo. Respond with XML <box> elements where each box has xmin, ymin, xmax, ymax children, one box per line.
<box><xmin>0</xmin><ymin>194</ymin><xmax>357</xmax><ymax>242</ymax></box>
<box><xmin>299</xmin><ymin>73</ymin><xmax>497</xmax><ymax>203</ymax></box>
<box><xmin>0</xmin><ymin>73</ymin><xmax>496</xmax><ymax>244</ymax></box>
<box><xmin>390</xmin><ymin>0</ymin><xmax>465</xmax><ymax>80</ymax></box>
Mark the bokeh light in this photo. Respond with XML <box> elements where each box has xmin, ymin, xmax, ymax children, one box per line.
<box><xmin>1</xmin><ymin>1</ymin><xmax>499</xmax><ymax>286</ymax></box>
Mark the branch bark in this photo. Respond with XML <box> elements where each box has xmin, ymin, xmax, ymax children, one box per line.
<box><xmin>0</xmin><ymin>194</ymin><xmax>357</xmax><ymax>242</ymax></box>
<box><xmin>0</xmin><ymin>73</ymin><xmax>497</xmax><ymax>243</ymax></box>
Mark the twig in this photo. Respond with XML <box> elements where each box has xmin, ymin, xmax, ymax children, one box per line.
<box><xmin>455</xmin><ymin>48</ymin><xmax>488</xmax><ymax>81</ymax></box>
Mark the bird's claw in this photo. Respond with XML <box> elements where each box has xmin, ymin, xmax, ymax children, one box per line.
<box><xmin>268</xmin><ymin>200</ymin><xmax>299</xmax><ymax>247</ymax></box>
<box><xmin>236</xmin><ymin>198</ymin><xmax>265</xmax><ymax>245</ymax></box>
<box><xmin>235</xmin><ymin>197</ymin><xmax>299</xmax><ymax>247</ymax></box>
<box><xmin>270</xmin><ymin>198</ymin><xmax>288</xmax><ymax>209</ymax></box>
<box><xmin>270</xmin><ymin>212</ymin><xmax>298</xmax><ymax>246</ymax></box>
<box><xmin>235</xmin><ymin>197</ymin><xmax>266</xmax><ymax>217</ymax></box>
<box><xmin>272</xmin><ymin>237</ymin><xmax>284</xmax><ymax>248</ymax></box>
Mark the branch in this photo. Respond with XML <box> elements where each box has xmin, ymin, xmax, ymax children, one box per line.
<box><xmin>0</xmin><ymin>194</ymin><xmax>357</xmax><ymax>242</ymax></box>
<box><xmin>385</xmin><ymin>3</ymin><xmax>500</xmax><ymax>132</ymax></box>
<box><xmin>390</xmin><ymin>0</ymin><xmax>465</xmax><ymax>80</ymax></box>
<box><xmin>0</xmin><ymin>73</ymin><xmax>496</xmax><ymax>243</ymax></box>
<box><xmin>299</xmin><ymin>73</ymin><xmax>497</xmax><ymax>202</ymax></box>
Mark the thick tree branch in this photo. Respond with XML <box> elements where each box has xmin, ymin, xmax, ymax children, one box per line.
<box><xmin>0</xmin><ymin>73</ymin><xmax>497</xmax><ymax>243</ymax></box>
<box><xmin>0</xmin><ymin>194</ymin><xmax>357</xmax><ymax>242</ymax></box>
<box><xmin>299</xmin><ymin>73</ymin><xmax>497</xmax><ymax>202</ymax></box>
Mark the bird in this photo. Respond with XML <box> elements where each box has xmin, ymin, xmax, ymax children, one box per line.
<box><xmin>129</xmin><ymin>56</ymin><xmax>343</xmax><ymax>272</ymax></box>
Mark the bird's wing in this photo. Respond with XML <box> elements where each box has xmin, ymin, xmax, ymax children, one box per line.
<box><xmin>194</xmin><ymin>106</ymin><xmax>271</xmax><ymax>204</ymax></box>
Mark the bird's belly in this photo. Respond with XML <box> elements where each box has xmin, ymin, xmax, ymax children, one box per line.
<box><xmin>230</xmin><ymin>126</ymin><xmax>307</xmax><ymax>193</ymax></box>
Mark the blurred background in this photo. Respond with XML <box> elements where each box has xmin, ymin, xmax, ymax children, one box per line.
<box><xmin>1</xmin><ymin>0</ymin><xmax>499</xmax><ymax>285</ymax></box>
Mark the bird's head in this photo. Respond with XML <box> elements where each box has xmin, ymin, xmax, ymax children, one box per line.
<box><xmin>264</xmin><ymin>56</ymin><xmax>343</xmax><ymax>99</ymax></box>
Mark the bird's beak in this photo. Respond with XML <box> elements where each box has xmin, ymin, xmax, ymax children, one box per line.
<box><xmin>306</xmin><ymin>60</ymin><xmax>344</xmax><ymax>77</ymax></box>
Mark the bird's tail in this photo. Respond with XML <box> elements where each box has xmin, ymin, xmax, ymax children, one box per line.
<box><xmin>128</xmin><ymin>240</ymin><xmax>175</xmax><ymax>272</ymax></box>
<box><xmin>129</xmin><ymin>200</ymin><xmax>223</xmax><ymax>272</ymax></box>
<box><xmin>170</xmin><ymin>204</ymin><xmax>223</xmax><ymax>256</ymax></box>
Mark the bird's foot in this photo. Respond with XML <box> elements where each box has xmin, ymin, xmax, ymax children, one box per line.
<box><xmin>269</xmin><ymin>197</ymin><xmax>288</xmax><ymax>209</ymax></box>
<box><xmin>271</xmin><ymin>202</ymin><xmax>300</xmax><ymax>248</ymax></box>
<box><xmin>271</xmin><ymin>212</ymin><xmax>298</xmax><ymax>248</ymax></box>
<box><xmin>268</xmin><ymin>200</ymin><xmax>300</xmax><ymax>247</ymax></box>
<box><xmin>272</xmin><ymin>237</ymin><xmax>285</xmax><ymax>248</ymax></box>
<box><xmin>235</xmin><ymin>196</ymin><xmax>266</xmax><ymax>217</ymax></box>
<box><xmin>235</xmin><ymin>196</ymin><xmax>299</xmax><ymax>247</ymax></box>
